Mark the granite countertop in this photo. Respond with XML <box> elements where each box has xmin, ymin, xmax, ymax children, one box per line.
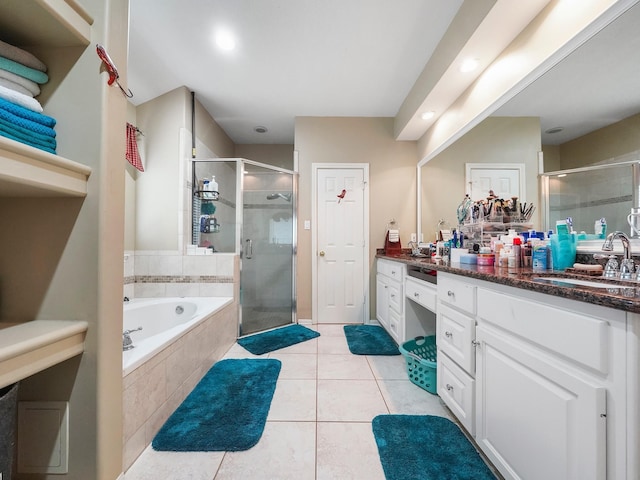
<box><xmin>377</xmin><ymin>251</ymin><xmax>640</xmax><ymax>314</ymax></box>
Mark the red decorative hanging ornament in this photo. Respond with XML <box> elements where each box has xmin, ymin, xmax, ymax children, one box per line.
<box><xmin>337</xmin><ymin>189</ymin><xmax>347</xmax><ymax>203</ymax></box>
<box><xmin>96</xmin><ymin>44</ymin><xmax>133</xmax><ymax>98</ymax></box>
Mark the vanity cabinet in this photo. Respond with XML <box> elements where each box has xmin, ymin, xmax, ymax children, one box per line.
<box><xmin>376</xmin><ymin>259</ymin><xmax>405</xmax><ymax>343</ymax></box>
<box><xmin>436</xmin><ymin>273</ymin><xmax>477</xmax><ymax>434</ymax></box>
<box><xmin>473</xmin><ymin>281</ymin><xmax>626</xmax><ymax>480</ymax></box>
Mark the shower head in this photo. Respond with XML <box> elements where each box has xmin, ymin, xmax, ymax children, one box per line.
<box><xmin>266</xmin><ymin>193</ymin><xmax>291</xmax><ymax>202</ymax></box>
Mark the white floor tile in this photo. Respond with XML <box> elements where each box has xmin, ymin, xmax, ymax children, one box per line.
<box><xmin>316</xmin><ymin>422</ymin><xmax>386</xmax><ymax>480</ymax></box>
<box><xmin>266</xmin><ymin>352</ymin><xmax>317</xmax><ymax>379</ymax></box>
<box><xmin>317</xmin><ymin>379</ymin><xmax>389</xmax><ymax>422</ymax></box>
<box><xmin>366</xmin><ymin>354</ymin><xmax>408</xmax><ymax>380</ymax></box>
<box><xmin>378</xmin><ymin>379</ymin><xmax>454</xmax><ymax>416</ymax></box>
<box><xmin>222</xmin><ymin>343</ymin><xmax>261</xmax><ymax>359</ymax></box>
<box><xmin>123</xmin><ymin>446</ymin><xmax>223</xmax><ymax>480</ymax></box>
<box><xmin>315</xmin><ymin>324</ymin><xmax>347</xmax><ymax>337</ymax></box>
<box><xmin>268</xmin><ymin>379</ymin><xmax>316</xmax><ymax>421</ymax></box>
<box><xmin>317</xmin><ymin>334</ymin><xmax>352</xmax><ymax>354</ymax></box>
<box><xmin>215</xmin><ymin>422</ymin><xmax>316</xmax><ymax>480</ymax></box>
<box><xmin>318</xmin><ymin>353</ymin><xmax>374</xmax><ymax>380</ymax></box>
<box><xmin>274</xmin><ymin>337</ymin><xmax>318</xmax><ymax>354</ymax></box>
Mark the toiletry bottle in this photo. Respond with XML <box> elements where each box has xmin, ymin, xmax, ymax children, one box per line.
<box><xmin>512</xmin><ymin>237</ymin><xmax>522</xmax><ymax>268</ymax></box>
<box><xmin>532</xmin><ymin>241</ymin><xmax>548</xmax><ymax>270</ymax></box>
<box><xmin>210</xmin><ymin>176</ymin><xmax>219</xmax><ymax>200</ymax></box>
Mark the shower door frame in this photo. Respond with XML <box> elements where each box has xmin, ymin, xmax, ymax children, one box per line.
<box><xmin>237</xmin><ymin>159</ymin><xmax>298</xmax><ymax>337</ymax></box>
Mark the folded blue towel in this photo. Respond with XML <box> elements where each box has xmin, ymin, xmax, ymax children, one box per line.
<box><xmin>0</xmin><ymin>130</ymin><xmax>56</xmax><ymax>154</ymax></box>
<box><xmin>0</xmin><ymin>56</ymin><xmax>48</xmax><ymax>84</ymax></box>
<box><xmin>0</xmin><ymin>104</ymin><xmax>56</xmax><ymax>137</ymax></box>
<box><xmin>0</xmin><ymin>97</ymin><xmax>56</xmax><ymax>128</ymax></box>
<box><xmin>0</xmin><ymin>116</ymin><xmax>55</xmax><ymax>143</ymax></box>
<box><xmin>0</xmin><ymin>119</ymin><xmax>56</xmax><ymax>150</ymax></box>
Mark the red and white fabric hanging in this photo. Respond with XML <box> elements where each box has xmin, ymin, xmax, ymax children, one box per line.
<box><xmin>125</xmin><ymin>122</ymin><xmax>144</xmax><ymax>172</ymax></box>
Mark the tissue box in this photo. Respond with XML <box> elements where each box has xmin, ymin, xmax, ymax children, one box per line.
<box><xmin>450</xmin><ymin>248</ymin><xmax>469</xmax><ymax>263</ymax></box>
<box><xmin>459</xmin><ymin>254</ymin><xmax>477</xmax><ymax>264</ymax></box>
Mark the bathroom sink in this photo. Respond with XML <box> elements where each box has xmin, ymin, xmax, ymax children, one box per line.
<box><xmin>532</xmin><ymin>276</ymin><xmax>636</xmax><ymax>289</ymax></box>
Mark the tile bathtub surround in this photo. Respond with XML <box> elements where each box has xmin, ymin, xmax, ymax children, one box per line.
<box><xmin>124</xmin><ymin>324</ymin><xmax>467</xmax><ymax>480</ymax></box>
<box><xmin>122</xmin><ymin>300</ymin><xmax>238</xmax><ymax>471</ymax></box>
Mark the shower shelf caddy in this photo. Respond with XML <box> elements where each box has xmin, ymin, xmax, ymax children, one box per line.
<box><xmin>0</xmin><ymin>0</ymin><xmax>92</xmax><ymax>386</ymax></box>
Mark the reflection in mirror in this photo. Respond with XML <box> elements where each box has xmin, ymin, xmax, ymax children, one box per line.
<box><xmin>420</xmin><ymin>3</ymin><xmax>640</xmax><ymax>243</ymax></box>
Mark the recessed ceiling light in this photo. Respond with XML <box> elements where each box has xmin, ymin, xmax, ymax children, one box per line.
<box><xmin>460</xmin><ymin>58</ymin><xmax>479</xmax><ymax>73</ymax></box>
<box><xmin>254</xmin><ymin>126</ymin><xmax>268</xmax><ymax>133</ymax></box>
<box><xmin>421</xmin><ymin>111</ymin><xmax>435</xmax><ymax>120</ymax></box>
<box><xmin>545</xmin><ymin>127</ymin><xmax>564</xmax><ymax>134</ymax></box>
<box><xmin>215</xmin><ymin>30</ymin><xmax>236</xmax><ymax>51</ymax></box>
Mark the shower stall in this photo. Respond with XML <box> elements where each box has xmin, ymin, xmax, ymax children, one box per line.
<box><xmin>192</xmin><ymin>158</ymin><xmax>297</xmax><ymax>336</ymax></box>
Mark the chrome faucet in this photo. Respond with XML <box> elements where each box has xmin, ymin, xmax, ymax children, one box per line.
<box><xmin>122</xmin><ymin>327</ymin><xmax>142</xmax><ymax>351</ymax></box>
<box><xmin>601</xmin><ymin>231</ymin><xmax>634</xmax><ymax>279</ymax></box>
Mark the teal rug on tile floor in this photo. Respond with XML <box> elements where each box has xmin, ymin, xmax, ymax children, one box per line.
<box><xmin>344</xmin><ymin>325</ymin><xmax>400</xmax><ymax>355</ymax></box>
<box><xmin>152</xmin><ymin>358</ymin><xmax>281</xmax><ymax>452</ymax></box>
<box><xmin>372</xmin><ymin>415</ymin><xmax>496</xmax><ymax>480</ymax></box>
<box><xmin>237</xmin><ymin>324</ymin><xmax>320</xmax><ymax>355</ymax></box>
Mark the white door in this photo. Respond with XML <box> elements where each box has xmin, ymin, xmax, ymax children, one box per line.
<box><xmin>315</xmin><ymin>165</ymin><xmax>367</xmax><ymax>324</ymax></box>
<box><xmin>465</xmin><ymin>163</ymin><xmax>525</xmax><ymax>201</ymax></box>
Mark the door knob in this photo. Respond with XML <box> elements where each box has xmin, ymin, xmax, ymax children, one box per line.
<box><xmin>319</xmin><ymin>251</ymin><xmax>325</xmax><ymax>256</ymax></box>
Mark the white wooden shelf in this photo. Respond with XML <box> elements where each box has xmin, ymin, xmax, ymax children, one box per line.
<box><xmin>0</xmin><ymin>0</ymin><xmax>93</xmax><ymax>48</ymax></box>
<box><xmin>0</xmin><ymin>136</ymin><xmax>91</xmax><ymax>197</ymax></box>
<box><xmin>0</xmin><ymin>320</ymin><xmax>89</xmax><ymax>389</ymax></box>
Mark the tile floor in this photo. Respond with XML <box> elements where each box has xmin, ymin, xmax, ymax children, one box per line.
<box><xmin>123</xmin><ymin>324</ymin><xmax>461</xmax><ymax>479</ymax></box>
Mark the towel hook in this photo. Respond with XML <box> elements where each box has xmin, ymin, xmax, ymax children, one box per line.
<box><xmin>96</xmin><ymin>44</ymin><xmax>133</xmax><ymax>98</ymax></box>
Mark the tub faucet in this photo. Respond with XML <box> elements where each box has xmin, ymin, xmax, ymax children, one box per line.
<box><xmin>602</xmin><ymin>231</ymin><xmax>634</xmax><ymax>279</ymax></box>
<box><xmin>123</xmin><ymin>327</ymin><xmax>142</xmax><ymax>351</ymax></box>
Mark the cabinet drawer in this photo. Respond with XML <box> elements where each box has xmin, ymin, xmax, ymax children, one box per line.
<box><xmin>387</xmin><ymin>262</ymin><xmax>404</xmax><ymax>282</ymax></box>
<box><xmin>438</xmin><ymin>275</ymin><xmax>476</xmax><ymax>315</ymax></box>
<box><xmin>437</xmin><ymin>303</ymin><xmax>475</xmax><ymax>375</ymax></box>
<box><xmin>388</xmin><ymin>282</ymin><xmax>403</xmax><ymax>314</ymax></box>
<box><xmin>477</xmin><ymin>288</ymin><xmax>609</xmax><ymax>374</ymax></box>
<box><xmin>438</xmin><ymin>352</ymin><xmax>475</xmax><ymax>435</ymax></box>
<box><xmin>388</xmin><ymin>308</ymin><xmax>401</xmax><ymax>343</ymax></box>
<box><xmin>405</xmin><ymin>277</ymin><xmax>436</xmax><ymax>312</ymax></box>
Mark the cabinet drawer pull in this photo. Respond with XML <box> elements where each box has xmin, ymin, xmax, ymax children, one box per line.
<box><xmin>446</xmin><ymin>384</ymin><xmax>453</xmax><ymax>391</ymax></box>
<box><xmin>445</xmin><ymin>331</ymin><xmax>452</xmax><ymax>338</ymax></box>
<box><xmin>447</xmin><ymin>290</ymin><xmax>454</xmax><ymax>297</ymax></box>
<box><xmin>391</xmin><ymin>270</ymin><xmax>396</xmax><ymax>274</ymax></box>
<box><xmin>390</xmin><ymin>294</ymin><xmax>395</xmax><ymax>299</ymax></box>
<box><xmin>471</xmin><ymin>340</ymin><xmax>480</xmax><ymax>348</ymax></box>
<box><xmin>414</xmin><ymin>292</ymin><xmax>420</xmax><ymax>298</ymax></box>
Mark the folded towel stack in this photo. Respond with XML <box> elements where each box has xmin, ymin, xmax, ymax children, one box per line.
<box><xmin>0</xmin><ymin>39</ymin><xmax>56</xmax><ymax>154</ymax></box>
<box><xmin>388</xmin><ymin>229</ymin><xmax>400</xmax><ymax>243</ymax></box>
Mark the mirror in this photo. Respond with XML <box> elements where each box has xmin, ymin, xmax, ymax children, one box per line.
<box><xmin>420</xmin><ymin>3</ymin><xmax>640</xmax><ymax>243</ymax></box>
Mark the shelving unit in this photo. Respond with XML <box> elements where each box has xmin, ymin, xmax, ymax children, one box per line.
<box><xmin>0</xmin><ymin>0</ymin><xmax>93</xmax><ymax>385</ymax></box>
<box><xmin>459</xmin><ymin>221</ymin><xmax>533</xmax><ymax>246</ymax></box>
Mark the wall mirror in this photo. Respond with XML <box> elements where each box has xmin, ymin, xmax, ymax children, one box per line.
<box><xmin>420</xmin><ymin>3</ymin><xmax>640</xmax><ymax>244</ymax></box>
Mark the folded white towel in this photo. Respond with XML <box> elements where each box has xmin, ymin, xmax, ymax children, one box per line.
<box><xmin>0</xmin><ymin>68</ymin><xmax>40</xmax><ymax>96</ymax></box>
<box><xmin>0</xmin><ymin>84</ymin><xmax>43</xmax><ymax>112</ymax></box>
<box><xmin>388</xmin><ymin>229</ymin><xmax>399</xmax><ymax>243</ymax></box>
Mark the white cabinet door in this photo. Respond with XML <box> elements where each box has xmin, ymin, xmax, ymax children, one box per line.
<box><xmin>438</xmin><ymin>352</ymin><xmax>475</xmax><ymax>435</ymax></box>
<box><xmin>476</xmin><ymin>325</ymin><xmax>607</xmax><ymax>480</ymax></box>
<box><xmin>376</xmin><ymin>274</ymin><xmax>389</xmax><ymax>329</ymax></box>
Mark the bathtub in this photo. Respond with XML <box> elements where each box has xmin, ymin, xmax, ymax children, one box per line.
<box><xmin>122</xmin><ymin>296</ymin><xmax>233</xmax><ymax>376</ymax></box>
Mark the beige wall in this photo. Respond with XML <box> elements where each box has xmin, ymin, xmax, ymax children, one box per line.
<box><xmin>132</xmin><ymin>87</ymin><xmax>234</xmax><ymax>251</ymax></box>
<box><xmin>421</xmin><ymin>117</ymin><xmax>542</xmax><ymax>241</ymax></box>
<box><xmin>558</xmin><ymin>112</ymin><xmax>640</xmax><ymax>170</ymax></box>
<box><xmin>124</xmin><ymin>102</ymin><xmax>138</xmax><ymax>251</ymax></box>
<box><xmin>234</xmin><ymin>144</ymin><xmax>295</xmax><ymax>170</ymax></box>
<box><xmin>294</xmin><ymin>117</ymin><xmax>417</xmax><ymax>320</ymax></box>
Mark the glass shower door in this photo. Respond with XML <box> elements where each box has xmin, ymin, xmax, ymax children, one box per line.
<box><xmin>239</xmin><ymin>161</ymin><xmax>296</xmax><ymax>336</ymax></box>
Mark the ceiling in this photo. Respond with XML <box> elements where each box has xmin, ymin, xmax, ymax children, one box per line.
<box><xmin>128</xmin><ymin>0</ymin><xmax>463</xmax><ymax>144</ymax></box>
<box><xmin>127</xmin><ymin>1</ymin><xmax>639</xmax><ymax>148</ymax></box>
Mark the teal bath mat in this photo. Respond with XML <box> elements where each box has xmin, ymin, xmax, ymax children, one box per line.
<box><xmin>237</xmin><ymin>324</ymin><xmax>320</xmax><ymax>355</ymax></box>
<box><xmin>372</xmin><ymin>415</ymin><xmax>496</xmax><ymax>480</ymax></box>
<box><xmin>152</xmin><ymin>358</ymin><xmax>281</xmax><ymax>451</ymax></box>
<box><xmin>344</xmin><ymin>325</ymin><xmax>400</xmax><ymax>355</ymax></box>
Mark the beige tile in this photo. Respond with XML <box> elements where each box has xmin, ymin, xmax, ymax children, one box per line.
<box><xmin>317</xmin><ymin>334</ymin><xmax>351</xmax><ymax>354</ymax></box>
<box><xmin>124</xmin><ymin>446</ymin><xmax>223</xmax><ymax>480</ymax></box>
<box><xmin>378</xmin><ymin>379</ymin><xmax>454</xmax><ymax>417</ymax></box>
<box><xmin>267</xmin><ymin>353</ymin><xmax>317</xmax><ymax>379</ymax></box>
<box><xmin>315</xmin><ymin>324</ymin><xmax>347</xmax><ymax>337</ymax></box>
<box><xmin>223</xmin><ymin>342</ymin><xmax>261</xmax><ymax>359</ymax></box>
<box><xmin>316</xmin><ymin>422</ymin><xmax>386</xmax><ymax>480</ymax></box>
<box><xmin>216</xmin><ymin>422</ymin><xmax>316</xmax><ymax>480</ymax></box>
<box><xmin>317</xmin><ymin>379</ymin><xmax>388</xmax><ymax>422</ymax></box>
<box><xmin>268</xmin><ymin>379</ymin><xmax>316</xmax><ymax>421</ymax></box>
<box><xmin>366</xmin><ymin>354</ymin><xmax>408</xmax><ymax>380</ymax></box>
<box><xmin>318</xmin><ymin>353</ymin><xmax>374</xmax><ymax>380</ymax></box>
<box><xmin>275</xmin><ymin>336</ymin><xmax>318</xmax><ymax>354</ymax></box>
